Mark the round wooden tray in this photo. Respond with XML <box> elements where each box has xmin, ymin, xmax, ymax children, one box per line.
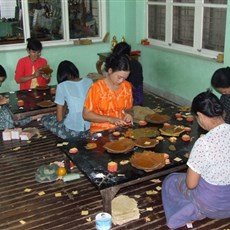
<box><xmin>37</xmin><ymin>100</ymin><xmax>55</xmax><ymax>108</ymax></box>
<box><xmin>134</xmin><ymin>137</ymin><xmax>159</xmax><ymax>149</ymax></box>
<box><xmin>145</xmin><ymin>113</ymin><xmax>171</xmax><ymax>124</ymax></box>
<box><xmin>159</xmin><ymin>125</ymin><xmax>185</xmax><ymax>137</ymax></box>
<box><xmin>123</xmin><ymin>127</ymin><xmax>160</xmax><ymax>139</ymax></box>
<box><xmin>103</xmin><ymin>138</ymin><xmax>135</xmax><ymax>154</ymax></box>
<box><xmin>130</xmin><ymin>151</ymin><xmax>166</xmax><ymax>172</ymax></box>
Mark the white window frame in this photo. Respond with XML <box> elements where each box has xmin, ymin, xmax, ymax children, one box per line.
<box><xmin>1</xmin><ymin>0</ymin><xmax>106</xmax><ymax>51</ymax></box>
<box><xmin>146</xmin><ymin>0</ymin><xmax>227</xmax><ymax>59</ymax></box>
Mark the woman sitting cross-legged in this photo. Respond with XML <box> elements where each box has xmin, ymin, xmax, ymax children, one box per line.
<box><xmin>41</xmin><ymin>60</ymin><xmax>93</xmax><ymax>139</ymax></box>
<box><xmin>83</xmin><ymin>53</ymin><xmax>133</xmax><ymax>133</ymax></box>
<box><xmin>0</xmin><ymin>65</ymin><xmax>43</xmax><ymax>130</ymax></box>
<box><xmin>161</xmin><ymin>90</ymin><xmax>230</xmax><ymax>229</ymax></box>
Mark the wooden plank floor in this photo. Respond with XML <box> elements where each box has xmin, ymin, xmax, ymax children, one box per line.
<box><xmin>0</xmin><ymin>92</ymin><xmax>230</xmax><ymax>230</ymax></box>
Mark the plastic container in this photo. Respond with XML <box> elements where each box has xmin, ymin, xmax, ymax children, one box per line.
<box><xmin>95</xmin><ymin>212</ymin><xmax>112</xmax><ymax>230</ymax></box>
<box><xmin>63</xmin><ymin>173</ymin><xmax>80</xmax><ymax>182</ymax></box>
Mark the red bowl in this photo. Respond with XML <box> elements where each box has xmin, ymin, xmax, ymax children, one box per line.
<box><xmin>181</xmin><ymin>134</ymin><xmax>191</xmax><ymax>142</ymax></box>
<box><xmin>138</xmin><ymin>120</ymin><xmax>147</xmax><ymax>126</ymax></box>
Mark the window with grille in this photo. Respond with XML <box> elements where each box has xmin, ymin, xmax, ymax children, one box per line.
<box><xmin>147</xmin><ymin>0</ymin><xmax>227</xmax><ymax>57</ymax></box>
<box><xmin>0</xmin><ymin>0</ymin><xmax>105</xmax><ymax>48</ymax></box>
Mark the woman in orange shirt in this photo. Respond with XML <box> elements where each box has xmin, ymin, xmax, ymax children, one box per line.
<box><xmin>83</xmin><ymin>54</ymin><xmax>133</xmax><ymax>133</ymax></box>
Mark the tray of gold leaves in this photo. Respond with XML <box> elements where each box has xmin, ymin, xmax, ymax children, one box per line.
<box><xmin>103</xmin><ymin>138</ymin><xmax>135</xmax><ymax>154</ymax></box>
<box><xmin>130</xmin><ymin>150</ymin><xmax>169</xmax><ymax>172</ymax></box>
<box><xmin>159</xmin><ymin>125</ymin><xmax>185</xmax><ymax>137</ymax></box>
<box><xmin>37</xmin><ymin>100</ymin><xmax>55</xmax><ymax>108</ymax></box>
<box><xmin>134</xmin><ymin>137</ymin><xmax>159</xmax><ymax>149</ymax></box>
<box><xmin>123</xmin><ymin>127</ymin><xmax>160</xmax><ymax>139</ymax></box>
<box><xmin>145</xmin><ymin>113</ymin><xmax>171</xmax><ymax>124</ymax></box>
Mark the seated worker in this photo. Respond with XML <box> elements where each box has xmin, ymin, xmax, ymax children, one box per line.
<box><xmin>112</xmin><ymin>42</ymin><xmax>144</xmax><ymax>106</ymax></box>
<box><xmin>0</xmin><ymin>65</ymin><xmax>41</xmax><ymax>130</ymax></box>
<box><xmin>41</xmin><ymin>60</ymin><xmax>93</xmax><ymax>139</ymax></box>
<box><xmin>161</xmin><ymin>90</ymin><xmax>230</xmax><ymax>229</ymax></box>
<box><xmin>83</xmin><ymin>53</ymin><xmax>133</xmax><ymax>133</ymax></box>
<box><xmin>88</xmin><ymin>42</ymin><xmax>143</xmax><ymax>105</ymax></box>
<box><xmin>15</xmin><ymin>38</ymin><xmax>51</xmax><ymax>90</ymax></box>
<box><xmin>0</xmin><ymin>65</ymin><xmax>9</xmax><ymax>105</ymax></box>
<box><xmin>211</xmin><ymin>66</ymin><xmax>230</xmax><ymax>124</ymax></box>
<box><xmin>0</xmin><ymin>65</ymin><xmax>7</xmax><ymax>87</ymax></box>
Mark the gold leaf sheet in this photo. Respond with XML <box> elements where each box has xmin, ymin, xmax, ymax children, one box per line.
<box><xmin>134</xmin><ymin>137</ymin><xmax>159</xmax><ymax>148</ymax></box>
<box><xmin>130</xmin><ymin>151</ymin><xmax>166</xmax><ymax>172</ymax></box>
<box><xmin>145</xmin><ymin>113</ymin><xmax>170</xmax><ymax>124</ymax></box>
<box><xmin>37</xmin><ymin>100</ymin><xmax>55</xmax><ymax>108</ymax></box>
<box><xmin>159</xmin><ymin>125</ymin><xmax>185</xmax><ymax>137</ymax></box>
<box><xmin>103</xmin><ymin>138</ymin><xmax>135</xmax><ymax>154</ymax></box>
<box><xmin>124</xmin><ymin>127</ymin><xmax>160</xmax><ymax>139</ymax></box>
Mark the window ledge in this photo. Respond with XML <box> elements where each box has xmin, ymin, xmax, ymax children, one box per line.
<box><xmin>0</xmin><ymin>37</ymin><xmax>104</xmax><ymax>52</ymax></box>
<box><xmin>140</xmin><ymin>43</ymin><xmax>224</xmax><ymax>64</ymax></box>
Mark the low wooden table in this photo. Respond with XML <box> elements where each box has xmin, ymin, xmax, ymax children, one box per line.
<box><xmin>3</xmin><ymin>86</ymin><xmax>56</xmax><ymax>121</ymax></box>
<box><xmin>60</xmin><ymin>118</ymin><xmax>202</xmax><ymax>213</ymax></box>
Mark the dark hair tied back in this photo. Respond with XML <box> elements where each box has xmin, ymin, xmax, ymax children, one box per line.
<box><xmin>105</xmin><ymin>53</ymin><xmax>130</xmax><ymax>73</ymax></box>
<box><xmin>191</xmin><ymin>90</ymin><xmax>223</xmax><ymax>117</ymax></box>
<box><xmin>112</xmin><ymin>42</ymin><xmax>131</xmax><ymax>56</ymax></box>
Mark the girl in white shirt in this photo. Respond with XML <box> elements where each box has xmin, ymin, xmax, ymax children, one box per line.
<box><xmin>161</xmin><ymin>90</ymin><xmax>230</xmax><ymax>229</ymax></box>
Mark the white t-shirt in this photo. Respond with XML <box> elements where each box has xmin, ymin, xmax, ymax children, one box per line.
<box><xmin>187</xmin><ymin>123</ymin><xmax>230</xmax><ymax>185</ymax></box>
<box><xmin>55</xmin><ymin>78</ymin><xmax>92</xmax><ymax>132</ymax></box>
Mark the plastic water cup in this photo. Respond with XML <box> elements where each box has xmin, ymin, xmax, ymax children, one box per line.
<box><xmin>95</xmin><ymin>212</ymin><xmax>112</xmax><ymax>230</ymax></box>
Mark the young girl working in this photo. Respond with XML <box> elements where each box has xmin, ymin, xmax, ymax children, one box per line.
<box><xmin>83</xmin><ymin>53</ymin><xmax>133</xmax><ymax>133</ymax></box>
<box><xmin>41</xmin><ymin>60</ymin><xmax>92</xmax><ymax>139</ymax></box>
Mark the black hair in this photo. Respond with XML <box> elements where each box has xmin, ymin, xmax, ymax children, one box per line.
<box><xmin>104</xmin><ymin>53</ymin><xmax>130</xmax><ymax>73</ymax></box>
<box><xmin>0</xmin><ymin>65</ymin><xmax>7</xmax><ymax>78</ymax></box>
<box><xmin>57</xmin><ymin>60</ymin><xmax>79</xmax><ymax>84</ymax></box>
<box><xmin>191</xmin><ymin>90</ymin><xmax>223</xmax><ymax>117</ymax></box>
<box><xmin>211</xmin><ymin>67</ymin><xmax>230</xmax><ymax>88</ymax></box>
<box><xmin>26</xmin><ymin>38</ymin><xmax>43</xmax><ymax>51</ymax></box>
<box><xmin>112</xmin><ymin>42</ymin><xmax>131</xmax><ymax>56</ymax></box>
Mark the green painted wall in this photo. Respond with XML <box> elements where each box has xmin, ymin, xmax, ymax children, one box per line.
<box><xmin>1</xmin><ymin>0</ymin><xmax>229</xmax><ymax>104</ymax></box>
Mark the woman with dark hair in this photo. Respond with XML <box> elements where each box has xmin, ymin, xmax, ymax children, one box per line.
<box><xmin>83</xmin><ymin>53</ymin><xmax>133</xmax><ymax>133</ymax></box>
<box><xmin>57</xmin><ymin>60</ymin><xmax>79</xmax><ymax>84</ymax></box>
<box><xmin>161</xmin><ymin>90</ymin><xmax>230</xmax><ymax>229</ymax></box>
<box><xmin>15</xmin><ymin>38</ymin><xmax>51</xmax><ymax>90</ymax></box>
<box><xmin>0</xmin><ymin>65</ymin><xmax>7</xmax><ymax>87</ymax></box>
<box><xmin>0</xmin><ymin>65</ymin><xmax>42</xmax><ymax>130</ymax></box>
<box><xmin>211</xmin><ymin>67</ymin><xmax>230</xmax><ymax>124</ymax></box>
<box><xmin>0</xmin><ymin>65</ymin><xmax>9</xmax><ymax>107</ymax></box>
<box><xmin>113</xmin><ymin>42</ymin><xmax>144</xmax><ymax>106</ymax></box>
<box><xmin>41</xmin><ymin>60</ymin><xmax>92</xmax><ymax>139</ymax></box>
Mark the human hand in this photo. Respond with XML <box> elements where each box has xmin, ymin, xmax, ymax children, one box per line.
<box><xmin>123</xmin><ymin>112</ymin><xmax>133</xmax><ymax>125</ymax></box>
<box><xmin>33</xmin><ymin>69</ymin><xmax>42</xmax><ymax>78</ymax></box>
<box><xmin>41</xmin><ymin>73</ymin><xmax>51</xmax><ymax>81</ymax></box>
<box><xmin>108</xmin><ymin>117</ymin><xmax>129</xmax><ymax>126</ymax></box>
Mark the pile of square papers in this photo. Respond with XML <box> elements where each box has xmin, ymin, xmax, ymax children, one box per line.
<box><xmin>112</xmin><ymin>195</ymin><xmax>140</xmax><ymax>225</ymax></box>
